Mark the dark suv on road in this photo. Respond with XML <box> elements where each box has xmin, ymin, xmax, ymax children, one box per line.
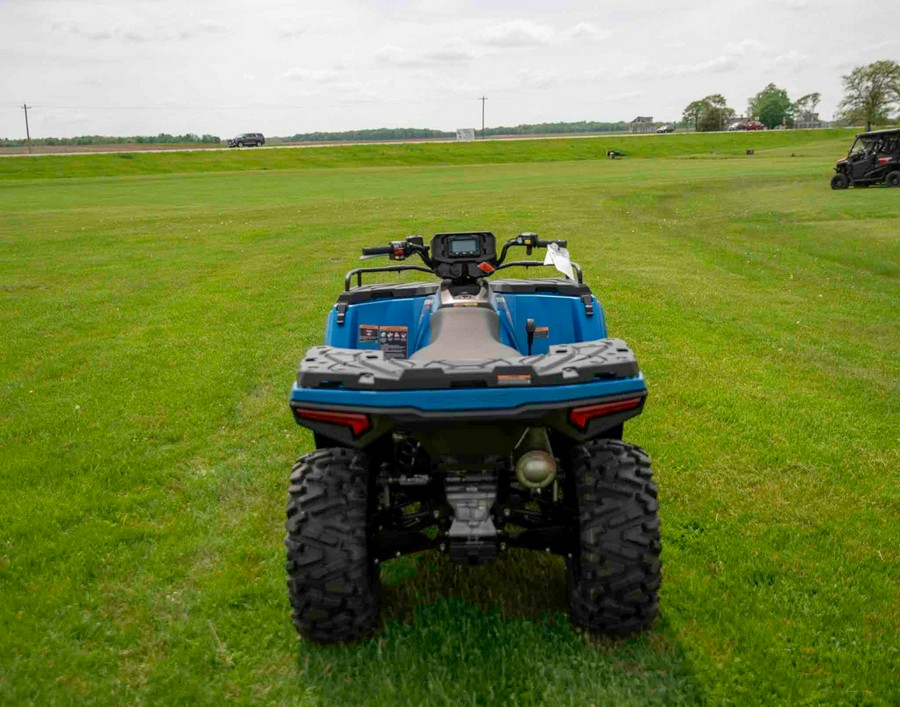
<box><xmin>227</xmin><ymin>133</ymin><xmax>265</xmax><ymax>148</ymax></box>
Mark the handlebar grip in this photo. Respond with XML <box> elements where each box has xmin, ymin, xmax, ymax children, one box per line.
<box><xmin>361</xmin><ymin>245</ymin><xmax>393</xmax><ymax>256</ymax></box>
<box><xmin>538</xmin><ymin>239</ymin><xmax>567</xmax><ymax>248</ymax></box>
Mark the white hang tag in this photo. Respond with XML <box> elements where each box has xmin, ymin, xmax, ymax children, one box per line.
<box><xmin>543</xmin><ymin>242</ymin><xmax>575</xmax><ymax>280</ymax></box>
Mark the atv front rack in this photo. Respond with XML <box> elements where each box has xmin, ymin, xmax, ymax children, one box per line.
<box><xmin>344</xmin><ymin>260</ymin><xmax>583</xmax><ymax>290</ymax></box>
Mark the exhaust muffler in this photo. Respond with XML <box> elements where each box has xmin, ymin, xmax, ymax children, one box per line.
<box><xmin>514</xmin><ymin>428</ymin><xmax>557</xmax><ymax>489</ymax></box>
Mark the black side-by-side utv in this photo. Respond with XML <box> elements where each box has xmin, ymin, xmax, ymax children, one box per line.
<box><xmin>831</xmin><ymin>128</ymin><xmax>900</xmax><ymax>189</ymax></box>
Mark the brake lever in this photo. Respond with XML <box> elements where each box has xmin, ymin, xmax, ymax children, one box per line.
<box><xmin>359</xmin><ymin>254</ymin><xmax>387</xmax><ymax>261</ymax></box>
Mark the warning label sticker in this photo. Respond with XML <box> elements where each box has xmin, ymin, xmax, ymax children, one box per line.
<box><xmin>534</xmin><ymin>326</ymin><xmax>550</xmax><ymax>339</ymax></box>
<box><xmin>379</xmin><ymin>326</ymin><xmax>408</xmax><ymax>359</ymax></box>
<box><xmin>359</xmin><ymin>324</ymin><xmax>409</xmax><ymax>359</ymax></box>
<box><xmin>358</xmin><ymin>324</ymin><xmax>379</xmax><ymax>343</ymax></box>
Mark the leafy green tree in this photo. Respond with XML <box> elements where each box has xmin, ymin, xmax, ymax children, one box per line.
<box><xmin>838</xmin><ymin>60</ymin><xmax>900</xmax><ymax>131</ymax></box>
<box><xmin>792</xmin><ymin>92</ymin><xmax>821</xmax><ymax>117</ymax></box>
<box><xmin>749</xmin><ymin>83</ymin><xmax>793</xmax><ymax>128</ymax></box>
<box><xmin>682</xmin><ymin>94</ymin><xmax>735</xmax><ymax>132</ymax></box>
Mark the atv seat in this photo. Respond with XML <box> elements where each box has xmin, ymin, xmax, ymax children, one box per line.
<box><xmin>410</xmin><ymin>307</ymin><xmax>520</xmax><ymax>361</ymax></box>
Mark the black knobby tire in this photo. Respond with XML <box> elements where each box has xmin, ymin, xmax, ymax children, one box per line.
<box><xmin>886</xmin><ymin>171</ymin><xmax>900</xmax><ymax>187</ymax></box>
<box><xmin>831</xmin><ymin>173</ymin><xmax>849</xmax><ymax>190</ymax></box>
<box><xmin>285</xmin><ymin>448</ymin><xmax>380</xmax><ymax>643</ymax></box>
<box><xmin>567</xmin><ymin>439</ymin><xmax>661</xmax><ymax>634</ymax></box>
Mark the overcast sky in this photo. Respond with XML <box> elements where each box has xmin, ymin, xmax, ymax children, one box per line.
<box><xmin>1</xmin><ymin>0</ymin><xmax>897</xmax><ymax>138</ymax></box>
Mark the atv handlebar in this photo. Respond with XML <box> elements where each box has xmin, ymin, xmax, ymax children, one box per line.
<box><xmin>355</xmin><ymin>232</ymin><xmax>570</xmax><ymax>286</ymax></box>
<box><xmin>496</xmin><ymin>234</ymin><xmax>567</xmax><ymax>264</ymax></box>
<box><xmin>360</xmin><ymin>237</ymin><xmax>432</xmax><ymax>265</ymax></box>
<box><xmin>361</xmin><ymin>245</ymin><xmax>394</xmax><ymax>256</ymax></box>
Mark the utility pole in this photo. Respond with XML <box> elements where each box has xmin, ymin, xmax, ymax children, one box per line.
<box><xmin>21</xmin><ymin>104</ymin><xmax>32</xmax><ymax>153</ymax></box>
<box><xmin>478</xmin><ymin>96</ymin><xmax>487</xmax><ymax>139</ymax></box>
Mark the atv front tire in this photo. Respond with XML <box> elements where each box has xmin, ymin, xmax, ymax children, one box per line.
<box><xmin>567</xmin><ymin>439</ymin><xmax>661</xmax><ymax>635</ymax></box>
<box><xmin>285</xmin><ymin>448</ymin><xmax>380</xmax><ymax>643</ymax></box>
<box><xmin>831</xmin><ymin>173</ymin><xmax>849</xmax><ymax>189</ymax></box>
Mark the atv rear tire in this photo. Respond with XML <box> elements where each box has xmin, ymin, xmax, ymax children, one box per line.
<box><xmin>285</xmin><ymin>448</ymin><xmax>380</xmax><ymax>643</ymax></box>
<box><xmin>831</xmin><ymin>173</ymin><xmax>849</xmax><ymax>190</ymax></box>
<box><xmin>567</xmin><ymin>439</ymin><xmax>661</xmax><ymax>635</ymax></box>
<box><xmin>886</xmin><ymin>171</ymin><xmax>900</xmax><ymax>187</ymax></box>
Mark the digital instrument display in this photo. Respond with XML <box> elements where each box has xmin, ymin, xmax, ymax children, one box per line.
<box><xmin>448</xmin><ymin>237</ymin><xmax>479</xmax><ymax>255</ymax></box>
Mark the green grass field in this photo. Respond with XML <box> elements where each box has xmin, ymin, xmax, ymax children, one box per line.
<box><xmin>1</xmin><ymin>131</ymin><xmax>898</xmax><ymax>704</ymax></box>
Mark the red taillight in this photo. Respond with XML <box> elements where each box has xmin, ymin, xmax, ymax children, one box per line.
<box><xmin>293</xmin><ymin>407</ymin><xmax>371</xmax><ymax>436</ymax></box>
<box><xmin>569</xmin><ymin>397</ymin><xmax>642</xmax><ymax>429</ymax></box>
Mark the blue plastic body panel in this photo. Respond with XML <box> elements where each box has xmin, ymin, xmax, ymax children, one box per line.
<box><xmin>290</xmin><ymin>374</ymin><xmax>646</xmax><ymax>411</ymax></box>
<box><xmin>294</xmin><ymin>282</ymin><xmax>644</xmax><ymax>413</ymax></box>
<box><xmin>323</xmin><ymin>288</ymin><xmax>607</xmax><ymax>357</ymax></box>
<box><xmin>325</xmin><ymin>294</ymin><xmax>436</xmax><ymax>353</ymax></box>
<box><xmin>493</xmin><ymin>293</ymin><xmax>607</xmax><ymax>355</ymax></box>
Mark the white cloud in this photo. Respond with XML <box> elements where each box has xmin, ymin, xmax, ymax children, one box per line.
<box><xmin>565</xmin><ymin>22</ymin><xmax>613</xmax><ymax>41</ymax></box>
<box><xmin>481</xmin><ymin>20</ymin><xmax>555</xmax><ymax>47</ymax></box>
<box><xmin>374</xmin><ymin>45</ymin><xmax>405</xmax><ymax>63</ymax></box>
<box><xmin>508</xmin><ymin>69</ymin><xmax>559</xmax><ymax>89</ymax></box>
<box><xmin>622</xmin><ymin>54</ymin><xmax>739</xmax><ymax>79</ymax></box>
<box><xmin>724</xmin><ymin>39</ymin><xmax>768</xmax><ymax>56</ymax></box>
<box><xmin>699</xmin><ymin>55</ymin><xmax>741</xmax><ymax>73</ymax></box>
<box><xmin>375</xmin><ymin>40</ymin><xmax>476</xmax><ymax>66</ymax></box>
<box><xmin>374</xmin><ymin>20</ymin><xmax>610</xmax><ymax>71</ymax></box>
<box><xmin>777</xmin><ymin>0</ymin><xmax>813</xmax><ymax>9</ymax></box>
<box><xmin>773</xmin><ymin>49</ymin><xmax>811</xmax><ymax>69</ymax></box>
<box><xmin>278</xmin><ymin>27</ymin><xmax>306</xmax><ymax>39</ymax></box>
<box><xmin>619</xmin><ymin>38</ymin><xmax>768</xmax><ymax>79</ymax></box>
<box><xmin>195</xmin><ymin>20</ymin><xmax>226</xmax><ymax>35</ymax></box>
<box><xmin>51</xmin><ymin>22</ymin><xmax>114</xmax><ymax>40</ymax></box>
<box><xmin>422</xmin><ymin>39</ymin><xmax>477</xmax><ymax>63</ymax></box>
<box><xmin>607</xmin><ymin>90</ymin><xmax>643</xmax><ymax>101</ymax></box>
<box><xmin>279</xmin><ymin>68</ymin><xmax>341</xmax><ymax>82</ymax></box>
<box><xmin>54</xmin><ymin>20</ymin><xmax>227</xmax><ymax>43</ymax></box>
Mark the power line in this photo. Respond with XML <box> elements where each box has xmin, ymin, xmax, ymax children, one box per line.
<box><xmin>21</xmin><ymin>104</ymin><xmax>32</xmax><ymax>153</ymax></box>
<box><xmin>478</xmin><ymin>96</ymin><xmax>487</xmax><ymax>139</ymax></box>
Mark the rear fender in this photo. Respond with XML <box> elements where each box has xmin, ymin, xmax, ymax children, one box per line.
<box><xmin>290</xmin><ymin>390</ymin><xmax>646</xmax><ymax>451</ymax></box>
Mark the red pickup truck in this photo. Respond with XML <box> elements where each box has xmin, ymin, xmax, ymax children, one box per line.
<box><xmin>728</xmin><ymin>120</ymin><xmax>766</xmax><ymax>131</ymax></box>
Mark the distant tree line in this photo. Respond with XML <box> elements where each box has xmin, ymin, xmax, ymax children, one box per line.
<box><xmin>0</xmin><ymin>133</ymin><xmax>221</xmax><ymax>147</ymax></box>
<box><xmin>287</xmin><ymin>128</ymin><xmax>453</xmax><ymax>142</ymax></box>
<box><xmin>481</xmin><ymin>121</ymin><xmax>628</xmax><ymax>136</ymax></box>
<box><xmin>286</xmin><ymin>121</ymin><xmax>630</xmax><ymax>143</ymax></box>
<box><xmin>682</xmin><ymin>60</ymin><xmax>899</xmax><ymax>132</ymax></box>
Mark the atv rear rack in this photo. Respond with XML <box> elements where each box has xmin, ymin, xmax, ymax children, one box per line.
<box><xmin>297</xmin><ymin>338</ymin><xmax>638</xmax><ymax>391</ymax></box>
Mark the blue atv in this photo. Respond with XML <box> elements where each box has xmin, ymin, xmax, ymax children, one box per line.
<box><xmin>287</xmin><ymin>232</ymin><xmax>660</xmax><ymax>643</ymax></box>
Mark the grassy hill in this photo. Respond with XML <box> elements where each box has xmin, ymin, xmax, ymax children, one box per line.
<box><xmin>0</xmin><ymin>128</ymin><xmax>857</xmax><ymax>181</ymax></box>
